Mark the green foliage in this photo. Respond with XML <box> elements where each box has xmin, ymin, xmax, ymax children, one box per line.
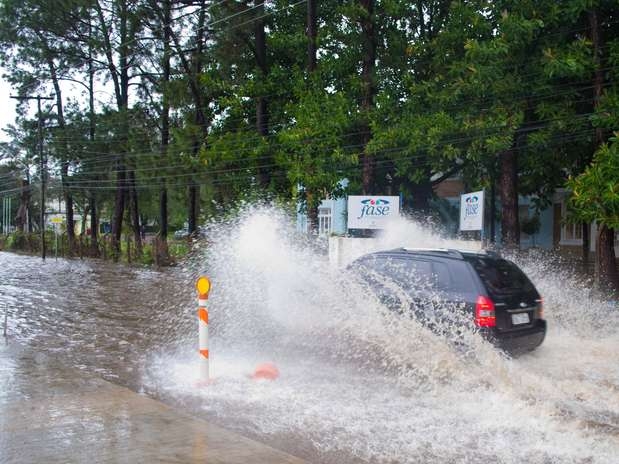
<box><xmin>1</xmin><ymin>0</ymin><xmax>619</xmax><ymax>261</ymax></box>
<box><xmin>6</xmin><ymin>231</ymin><xmax>26</xmax><ymax>250</ymax></box>
<box><xmin>568</xmin><ymin>137</ymin><xmax>619</xmax><ymax>229</ymax></box>
<box><xmin>5</xmin><ymin>231</ymin><xmax>57</xmax><ymax>254</ymax></box>
<box><xmin>276</xmin><ymin>84</ymin><xmax>356</xmax><ymax>208</ymax></box>
<box><xmin>168</xmin><ymin>240</ymin><xmax>190</xmax><ymax>260</ymax></box>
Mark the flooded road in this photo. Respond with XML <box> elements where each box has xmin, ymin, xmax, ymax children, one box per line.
<box><xmin>1</xmin><ymin>210</ymin><xmax>619</xmax><ymax>463</ymax></box>
<box><xmin>0</xmin><ymin>252</ymin><xmax>192</xmax><ymax>388</ymax></box>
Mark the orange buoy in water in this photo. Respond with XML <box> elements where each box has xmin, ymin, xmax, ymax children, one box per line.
<box><xmin>252</xmin><ymin>362</ymin><xmax>280</xmax><ymax>381</ymax></box>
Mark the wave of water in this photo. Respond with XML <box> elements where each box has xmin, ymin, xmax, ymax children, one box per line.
<box><xmin>145</xmin><ymin>206</ymin><xmax>619</xmax><ymax>464</ymax></box>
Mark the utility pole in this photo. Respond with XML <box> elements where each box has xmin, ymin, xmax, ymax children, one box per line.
<box><xmin>2</xmin><ymin>197</ymin><xmax>7</xmax><ymax>234</ymax></box>
<box><xmin>10</xmin><ymin>95</ymin><xmax>54</xmax><ymax>260</ymax></box>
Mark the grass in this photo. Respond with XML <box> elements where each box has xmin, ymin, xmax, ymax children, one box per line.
<box><xmin>0</xmin><ymin>231</ymin><xmax>191</xmax><ymax>267</ymax></box>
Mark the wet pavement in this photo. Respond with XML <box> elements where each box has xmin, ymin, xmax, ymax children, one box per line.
<box><xmin>0</xmin><ymin>341</ymin><xmax>306</xmax><ymax>464</ymax></box>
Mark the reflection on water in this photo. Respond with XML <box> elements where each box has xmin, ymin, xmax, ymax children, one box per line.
<box><xmin>1</xmin><ymin>208</ymin><xmax>618</xmax><ymax>464</ymax></box>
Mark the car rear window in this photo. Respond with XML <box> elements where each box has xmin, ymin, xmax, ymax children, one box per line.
<box><xmin>465</xmin><ymin>257</ymin><xmax>535</xmax><ymax>296</ymax></box>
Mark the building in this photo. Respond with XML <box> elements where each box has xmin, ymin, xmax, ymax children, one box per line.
<box><xmin>297</xmin><ymin>178</ymin><xmax>618</xmax><ymax>257</ymax></box>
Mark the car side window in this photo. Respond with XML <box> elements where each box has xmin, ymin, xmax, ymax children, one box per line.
<box><xmin>352</xmin><ymin>258</ymin><xmax>407</xmax><ymax>308</ymax></box>
<box><xmin>431</xmin><ymin>262</ymin><xmax>451</xmax><ymax>290</ymax></box>
<box><xmin>393</xmin><ymin>258</ymin><xmax>431</xmax><ymax>287</ymax></box>
<box><xmin>445</xmin><ymin>260</ymin><xmax>477</xmax><ymax>293</ymax></box>
<box><xmin>358</xmin><ymin>257</ymin><xmax>434</xmax><ymax>290</ymax></box>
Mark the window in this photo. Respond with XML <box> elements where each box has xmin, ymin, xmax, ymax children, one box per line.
<box><xmin>358</xmin><ymin>257</ymin><xmax>434</xmax><ymax>291</ymax></box>
<box><xmin>559</xmin><ymin>200</ymin><xmax>583</xmax><ymax>245</ymax></box>
<box><xmin>318</xmin><ymin>207</ymin><xmax>332</xmax><ymax>236</ymax></box>
<box><xmin>465</xmin><ymin>257</ymin><xmax>535</xmax><ymax>297</ymax></box>
<box><xmin>432</xmin><ymin>262</ymin><xmax>451</xmax><ymax>290</ymax></box>
<box><xmin>354</xmin><ymin>256</ymin><xmax>475</xmax><ymax>296</ymax></box>
<box><xmin>563</xmin><ymin>223</ymin><xmax>583</xmax><ymax>241</ymax></box>
<box><xmin>440</xmin><ymin>260</ymin><xmax>476</xmax><ymax>293</ymax></box>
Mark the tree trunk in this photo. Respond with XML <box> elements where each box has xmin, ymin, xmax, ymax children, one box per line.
<box><xmin>87</xmin><ymin>14</ymin><xmax>98</xmax><ymax>258</ymax></box>
<box><xmin>89</xmin><ymin>194</ymin><xmax>98</xmax><ymax>257</ymax></box>
<box><xmin>188</xmin><ymin>182</ymin><xmax>198</xmax><ymax>235</ymax></box>
<box><xmin>595</xmin><ymin>224</ymin><xmax>618</xmax><ymax>295</ymax></box>
<box><xmin>582</xmin><ymin>9</ymin><xmax>618</xmax><ymax>291</ymax></box>
<box><xmin>187</xmin><ymin>138</ymin><xmax>201</xmax><ymax>235</ymax></box>
<box><xmin>81</xmin><ymin>204</ymin><xmax>89</xmax><ymax>235</ymax></box>
<box><xmin>129</xmin><ymin>170</ymin><xmax>142</xmax><ymax>257</ymax></box>
<box><xmin>186</xmin><ymin>0</ymin><xmax>207</xmax><ymax>235</ymax></box>
<box><xmin>124</xmin><ymin>191</ymin><xmax>132</xmax><ymax>263</ymax></box>
<box><xmin>156</xmin><ymin>187</ymin><xmax>169</xmax><ymax>265</ymax></box>
<box><xmin>45</xmin><ymin>50</ymin><xmax>76</xmax><ymax>256</ymax></box>
<box><xmin>589</xmin><ymin>8</ymin><xmax>605</xmax><ymax>148</ymax></box>
<box><xmin>61</xmin><ymin>161</ymin><xmax>76</xmax><ymax>256</ymax></box>
<box><xmin>360</xmin><ymin>0</ymin><xmax>376</xmax><ymax>194</ymax></box>
<box><xmin>582</xmin><ymin>222</ymin><xmax>590</xmax><ymax>273</ymax></box>
<box><xmin>111</xmin><ymin>167</ymin><xmax>126</xmax><ymax>261</ymax></box>
<box><xmin>255</xmin><ymin>1</ymin><xmax>270</xmax><ymax>188</ymax></box>
<box><xmin>27</xmin><ymin>171</ymin><xmax>32</xmax><ymax>232</ymax></box>
<box><xmin>125</xmin><ymin>213</ymin><xmax>132</xmax><ymax>263</ymax></box>
<box><xmin>303</xmin><ymin>0</ymin><xmax>318</xmax><ymax>234</ymax></box>
<box><xmin>307</xmin><ymin>0</ymin><xmax>317</xmax><ymax>72</ymax></box>
<box><xmin>16</xmin><ymin>179</ymin><xmax>29</xmax><ymax>232</ymax></box>
<box><xmin>306</xmin><ymin>191</ymin><xmax>318</xmax><ymax>235</ymax></box>
<box><xmin>99</xmin><ymin>0</ymin><xmax>131</xmax><ymax>260</ymax></box>
<box><xmin>115</xmin><ymin>0</ymin><xmax>130</xmax><ymax>254</ymax></box>
<box><xmin>499</xmin><ymin>147</ymin><xmax>520</xmax><ymax>250</ymax></box>
<box><xmin>156</xmin><ymin>0</ymin><xmax>171</xmax><ymax>264</ymax></box>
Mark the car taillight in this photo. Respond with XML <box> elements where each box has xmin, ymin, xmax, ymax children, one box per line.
<box><xmin>535</xmin><ymin>298</ymin><xmax>544</xmax><ymax>319</ymax></box>
<box><xmin>475</xmin><ymin>295</ymin><xmax>496</xmax><ymax>327</ymax></box>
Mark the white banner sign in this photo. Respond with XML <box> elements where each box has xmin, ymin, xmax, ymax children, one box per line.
<box><xmin>347</xmin><ymin>195</ymin><xmax>400</xmax><ymax>229</ymax></box>
<box><xmin>459</xmin><ymin>190</ymin><xmax>485</xmax><ymax>231</ymax></box>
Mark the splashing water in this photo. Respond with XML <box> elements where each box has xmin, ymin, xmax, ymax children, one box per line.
<box><xmin>145</xmin><ymin>205</ymin><xmax>619</xmax><ymax>464</ymax></box>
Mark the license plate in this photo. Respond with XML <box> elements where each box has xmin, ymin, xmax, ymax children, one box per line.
<box><xmin>511</xmin><ymin>312</ymin><xmax>530</xmax><ymax>325</ymax></box>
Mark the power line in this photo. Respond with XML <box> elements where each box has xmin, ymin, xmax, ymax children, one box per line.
<box><xmin>32</xmin><ymin>74</ymin><xmax>616</xmax><ymax>172</ymax></box>
<box><xmin>40</xmin><ymin>100</ymin><xmax>606</xmax><ymax>179</ymax></box>
<box><xmin>1</xmin><ymin>121</ymin><xmax>597</xmax><ymax>196</ymax></box>
<box><xmin>0</xmin><ymin>105</ymin><xmax>601</xmax><ymax>199</ymax></box>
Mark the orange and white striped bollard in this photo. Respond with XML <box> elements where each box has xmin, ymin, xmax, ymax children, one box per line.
<box><xmin>196</xmin><ymin>276</ymin><xmax>211</xmax><ymax>381</ymax></box>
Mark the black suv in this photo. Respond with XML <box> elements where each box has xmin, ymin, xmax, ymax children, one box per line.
<box><xmin>350</xmin><ymin>248</ymin><xmax>547</xmax><ymax>354</ymax></box>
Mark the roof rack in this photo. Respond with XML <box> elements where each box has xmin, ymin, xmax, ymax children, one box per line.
<box><xmin>401</xmin><ymin>247</ymin><xmax>464</xmax><ymax>259</ymax></box>
<box><xmin>456</xmin><ymin>248</ymin><xmax>502</xmax><ymax>258</ymax></box>
<box><xmin>481</xmin><ymin>249</ymin><xmax>501</xmax><ymax>258</ymax></box>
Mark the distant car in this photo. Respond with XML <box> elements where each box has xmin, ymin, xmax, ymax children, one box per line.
<box><xmin>173</xmin><ymin>228</ymin><xmax>189</xmax><ymax>239</ymax></box>
<box><xmin>173</xmin><ymin>227</ymin><xmax>207</xmax><ymax>239</ymax></box>
<box><xmin>350</xmin><ymin>248</ymin><xmax>547</xmax><ymax>355</ymax></box>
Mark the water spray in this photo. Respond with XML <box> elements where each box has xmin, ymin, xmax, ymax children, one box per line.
<box><xmin>3</xmin><ymin>305</ymin><xmax>7</xmax><ymax>342</ymax></box>
<box><xmin>141</xmin><ymin>206</ymin><xmax>619</xmax><ymax>463</ymax></box>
